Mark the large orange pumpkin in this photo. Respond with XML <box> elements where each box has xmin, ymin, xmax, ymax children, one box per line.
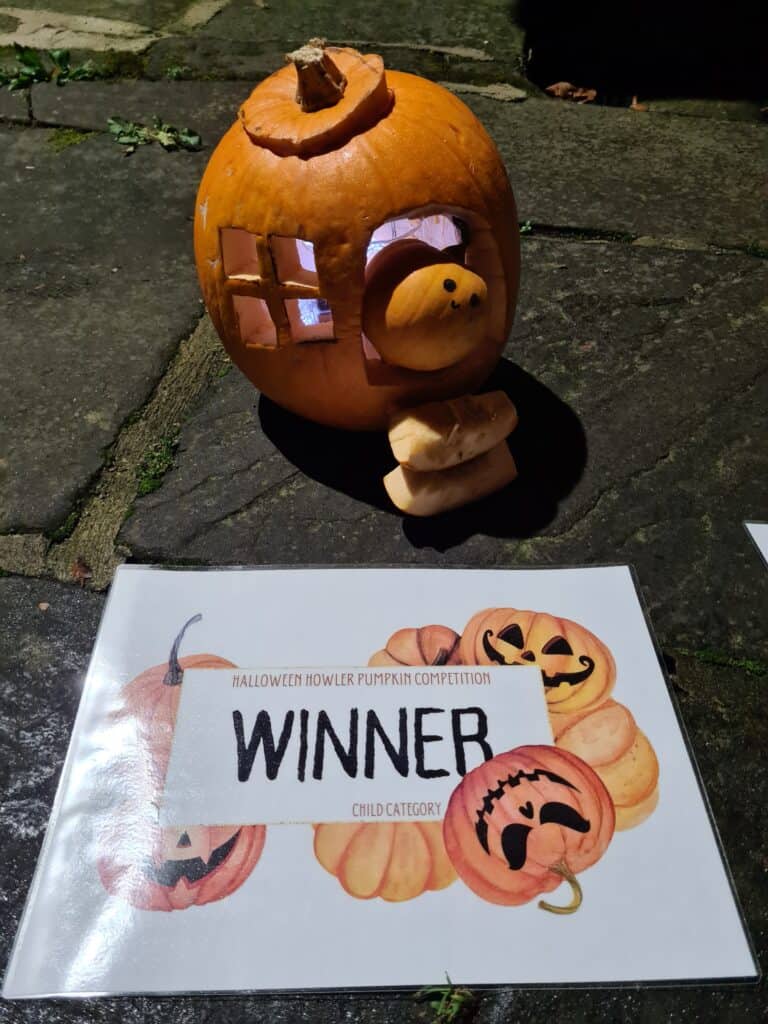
<box><xmin>460</xmin><ymin>608</ymin><xmax>616</xmax><ymax>714</ymax></box>
<box><xmin>313</xmin><ymin>821</ymin><xmax>455</xmax><ymax>902</ymax></box>
<box><xmin>194</xmin><ymin>41</ymin><xmax>519</xmax><ymax>430</ymax></box>
<box><xmin>550</xmin><ymin>700</ymin><xmax>660</xmax><ymax>831</ymax></box>
<box><xmin>97</xmin><ymin>615</ymin><xmax>266</xmax><ymax>911</ymax></box>
<box><xmin>443</xmin><ymin>745</ymin><xmax>614</xmax><ymax>911</ymax></box>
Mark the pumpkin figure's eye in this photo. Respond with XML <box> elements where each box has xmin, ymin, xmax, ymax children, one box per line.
<box><xmin>498</xmin><ymin>623</ymin><xmax>524</xmax><ymax>648</ymax></box>
<box><xmin>542</xmin><ymin>635</ymin><xmax>573</xmax><ymax>656</ymax></box>
<box><xmin>443</xmin><ymin>278</ymin><xmax>457</xmax><ymax>292</ymax></box>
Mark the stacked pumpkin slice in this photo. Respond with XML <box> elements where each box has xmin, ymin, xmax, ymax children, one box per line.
<box><xmin>383</xmin><ymin>391</ymin><xmax>519</xmax><ymax>516</ymax></box>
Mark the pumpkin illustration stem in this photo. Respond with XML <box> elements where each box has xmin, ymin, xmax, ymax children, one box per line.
<box><xmin>163</xmin><ymin>614</ymin><xmax>203</xmax><ymax>687</ymax></box>
<box><xmin>538</xmin><ymin>861</ymin><xmax>583</xmax><ymax>915</ymax></box>
<box><xmin>286</xmin><ymin>38</ymin><xmax>347</xmax><ymax>112</ymax></box>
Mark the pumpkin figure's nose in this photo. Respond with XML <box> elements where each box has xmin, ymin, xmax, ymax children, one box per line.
<box><xmin>363</xmin><ymin>239</ymin><xmax>489</xmax><ymax>372</ymax></box>
<box><xmin>521</xmin><ymin>651</ymin><xmax>536</xmax><ymax>662</ymax></box>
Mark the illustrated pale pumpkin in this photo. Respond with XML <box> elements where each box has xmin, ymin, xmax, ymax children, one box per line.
<box><xmin>443</xmin><ymin>745</ymin><xmax>614</xmax><ymax>911</ymax></box>
<box><xmin>550</xmin><ymin>699</ymin><xmax>660</xmax><ymax>831</ymax></box>
<box><xmin>368</xmin><ymin>623</ymin><xmax>462</xmax><ymax>667</ymax></box>
<box><xmin>311</xmin><ymin>624</ymin><xmax>461</xmax><ymax>902</ymax></box>
<box><xmin>194</xmin><ymin>41</ymin><xmax>519</xmax><ymax>430</ymax></box>
<box><xmin>460</xmin><ymin>608</ymin><xmax>616</xmax><ymax>714</ymax></box>
<box><xmin>314</xmin><ymin>821</ymin><xmax>456</xmax><ymax>901</ymax></box>
<box><xmin>97</xmin><ymin>615</ymin><xmax>266</xmax><ymax>910</ymax></box>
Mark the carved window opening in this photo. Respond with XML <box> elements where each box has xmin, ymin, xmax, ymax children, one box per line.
<box><xmin>232</xmin><ymin>295</ymin><xmax>278</xmax><ymax>348</ymax></box>
<box><xmin>221</xmin><ymin>230</ymin><xmax>335</xmax><ymax>347</ymax></box>
<box><xmin>365</xmin><ymin>213</ymin><xmax>466</xmax><ymax>265</ymax></box>
<box><xmin>221</xmin><ymin>227</ymin><xmax>262</xmax><ymax>278</ymax></box>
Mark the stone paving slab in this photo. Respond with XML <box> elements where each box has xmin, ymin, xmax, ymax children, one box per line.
<box><xmin>146</xmin><ymin>0</ymin><xmax>526</xmax><ymax>85</ymax></box>
<box><xmin>0</xmin><ymin>575</ymin><xmax>764</xmax><ymax>1019</ymax></box>
<box><xmin>29</xmin><ymin>82</ymin><xmax>768</xmax><ymax>248</ymax></box>
<box><xmin>31</xmin><ymin>79</ymin><xmax>245</xmax><ymax>149</ymax></box>
<box><xmin>0</xmin><ymin>87</ymin><xmax>28</xmax><ymax>123</ymax></box>
<box><xmin>120</xmin><ymin>238</ymin><xmax>768</xmax><ymax>659</ymax></box>
<box><xmin>0</xmin><ymin>127</ymin><xmax>206</xmax><ymax>534</ymax></box>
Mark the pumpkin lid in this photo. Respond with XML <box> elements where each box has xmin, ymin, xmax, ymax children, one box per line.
<box><xmin>239</xmin><ymin>40</ymin><xmax>393</xmax><ymax>158</ymax></box>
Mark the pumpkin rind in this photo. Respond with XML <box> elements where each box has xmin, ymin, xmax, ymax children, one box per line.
<box><xmin>194</xmin><ymin>52</ymin><xmax>519</xmax><ymax>431</ymax></box>
<box><xmin>460</xmin><ymin>608</ymin><xmax>616</xmax><ymax>713</ymax></box>
<box><xmin>443</xmin><ymin>745</ymin><xmax>615</xmax><ymax>907</ymax></box>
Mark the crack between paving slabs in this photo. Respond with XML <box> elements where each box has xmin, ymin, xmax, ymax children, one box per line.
<box><xmin>38</xmin><ymin>314</ymin><xmax>226</xmax><ymax>589</ymax></box>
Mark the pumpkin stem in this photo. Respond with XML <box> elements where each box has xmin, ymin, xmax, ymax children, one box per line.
<box><xmin>286</xmin><ymin>38</ymin><xmax>347</xmax><ymax>113</ymax></box>
<box><xmin>163</xmin><ymin>614</ymin><xmax>202</xmax><ymax>687</ymax></box>
<box><xmin>538</xmin><ymin>861</ymin><xmax>583</xmax><ymax>915</ymax></box>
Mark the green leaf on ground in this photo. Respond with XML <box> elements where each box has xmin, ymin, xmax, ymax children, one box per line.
<box><xmin>415</xmin><ymin>976</ymin><xmax>476</xmax><ymax>1022</ymax></box>
<box><xmin>0</xmin><ymin>45</ymin><xmax>100</xmax><ymax>90</ymax></box>
<box><xmin>107</xmin><ymin>116</ymin><xmax>201</xmax><ymax>155</ymax></box>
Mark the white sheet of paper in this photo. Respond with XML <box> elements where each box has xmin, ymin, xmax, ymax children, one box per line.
<box><xmin>3</xmin><ymin>566</ymin><xmax>757</xmax><ymax>996</ymax></box>
<box><xmin>746</xmin><ymin>521</ymin><xmax>768</xmax><ymax>567</ymax></box>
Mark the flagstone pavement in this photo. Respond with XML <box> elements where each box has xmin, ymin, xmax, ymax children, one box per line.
<box><xmin>1</xmin><ymin>2</ymin><xmax>766</xmax><ymax>1020</ymax></box>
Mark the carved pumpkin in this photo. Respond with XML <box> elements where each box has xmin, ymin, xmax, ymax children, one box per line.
<box><xmin>362</xmin><ymin>239</ymin><xmax>488</xmax><ymax>371</ymax></box>
<box><xmin>97</xmin><ymin>615</ymin><xmax>266</xmax><ymax>910</ymax></box>
<box><xmin>460</xmin><ymin>608</ymin><xmax>616</xmax><ymax>714</ymax></box>
<box><xmin>314</xmin><ymin>821</ymin><xmax>455</xmax><ymax>901</ymax></box>
<box><xmin>550</xmin><ymin>700</ymin><xmax>659</xmax><ymax>831</ymax></box>
<box><xmin>194</xmin><ymin>40</ymin><xmax>519</xmax><ymax>430</ymax></box>
<box><xmin>368</xmin><ymin>623</ymin><xmax>462</xmax><ymax>667</ymax></box>
<box><xmin>443</xmin><ymin>745</ymin><xmax>614</xmax><ymax>911</ymax></box>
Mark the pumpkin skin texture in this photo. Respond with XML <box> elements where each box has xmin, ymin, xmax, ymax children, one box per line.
<box><xmin>97</xmin><ymin>615</ymin><xmax>266</xmax><ymax>911</ymax></box>
<box><xmin>362</xmin><ymin>239</ymin><xmax>488</xmax><ymax>371</ymax></box>
<box><xmin>551</xmin><ymin>700</ymin><xmax>660</xmax><ymax>831</ymax></box>
<box><xmin>443</xmin><ymin>745</ymin><xmax>614</xmax><ymax>910</ymax></box>
<box><xmin>460</xmin><ymin>608</ymin><xmax>616</xmax><ymax>714</ymax></box>
<box><xmin>368</xmin><ymin>623</ymin><xmax>462</xmax><ymax>667</ymax></box>
<box><xmin>194</xmin><ymin>45</ymin><xmax>519</xmax><ymax>430</ymax></box>
<box><xmin>313</xmin><ymin>821</ymin><xmax>456</xmax><ymax>901</ymax></box>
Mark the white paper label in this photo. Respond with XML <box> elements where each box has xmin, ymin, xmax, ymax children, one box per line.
<box><xmin>161</xmin><ymin>665</ymin><xmax>550</xmax><ymax>825</ymax></box>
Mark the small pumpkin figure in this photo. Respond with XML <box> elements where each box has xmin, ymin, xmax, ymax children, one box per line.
<box><xmin>362</xmin><ymin>239</ymin><xmax>488</xmax><ymax>371</ymax></box>
<box><xmin>368</xmin><ymin>623</ymin><xmax>462</xmax><ymax>667</ymax></box>
<box><xmin>194</xmin><ymin>40</ymin><xmax>519</xmax><ymax>430</ymax></box>
<box><xmin>313</xmin><ymin>821</ymin><xmax>455</xmax><ymax>902</ymax></box>
<box><xmin>443</xmin><ymin>745</ymin><xmax>614</xmax><ymax>911</ymax></box>
<box><xmin>460</xmin><ymin>608</ymin><xmax>616</xmax><ymax>714</ymax></box>
<box><xmin>97</xmin><ymin>615</ymin><xmax>266</xmax><ymax>910</ymax></box>
<box><xmin>550</xmin><ymin>700</ymin><xmax>660</xmax><ymax>831</ymax></box>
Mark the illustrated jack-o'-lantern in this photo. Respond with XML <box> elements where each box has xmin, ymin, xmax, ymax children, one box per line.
<box><xmin>194</xmin><ymin>40</ymin><xmax>519</xmax><ymax>431</ymax></box>
<box><xmin>460</xmin><ymin>608</ymin><xmax>616</xmax><ymax>714</ymax></box>
<box><xmin>443</xmin><ymin>745</ymin><xmax>614</xmax><ymax>911</ymax></box>
<box><xmin>97</xmin><ymin>615</ymin><xmax>267</xmax><ymax>910</ymax></box>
